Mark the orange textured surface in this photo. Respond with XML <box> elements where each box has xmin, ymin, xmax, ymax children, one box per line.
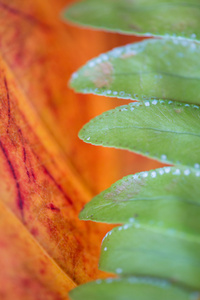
<box><xmin>0</xmin><ymin>201</ymin><xmax>76</xmax><ymax>300</ymax></box>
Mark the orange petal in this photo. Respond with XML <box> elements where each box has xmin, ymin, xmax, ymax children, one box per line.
<box><xmin>0</xmin><ymin>201</ymin><xmax>75</xmax><ymax>300</ymax></box>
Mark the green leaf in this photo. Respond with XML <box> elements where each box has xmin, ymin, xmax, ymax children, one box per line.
<box><xmin>69</xmin><ymin>277</ymin><xmax>199</xmax><ymax>300</ymax></box>
<box><xmin>79</xmin><ymin>100</ymin><xmax>200</xmax><ymax>167</ymax></box>
<box><xmin>63</xmin><ymin>0</ymin><xmax>200</xmax><ymax>40</ymax></box>
<box><xmin>100</xmin><ymin>224</ymin><xmax>200</xmax><ymax>289</ymax></box>
<box><xmin>70</xmin><ymin>38</ymin><xmax>200</xmax><ymax>105</ymax></box>
<box><xmin>80</xmin><ymin>166</ymin><xmax>200</xmax><ymax>237</ymax></box>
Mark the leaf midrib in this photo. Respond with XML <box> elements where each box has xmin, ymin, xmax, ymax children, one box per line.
<box><xmin>114</xmin><ymin>71</ymin><xmax>200</xmax><ymax>81</ymax></box>
<box><xmin>94</xmin><ymin>126</ymin><xmax>200</xmax><ymax>137</ymax></box>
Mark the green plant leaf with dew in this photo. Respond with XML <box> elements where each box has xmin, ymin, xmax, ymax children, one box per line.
<box><xmin>79</xmin><ymin>100</ymin><xmax>200</xmax><ymax>168</ymax></box>
<box><xmin>63</xmin><ymin>0</ymin><xmax>200</xmax><ymax>299</ymax></box>
<box><xmin>63</xmin><ymin>0</ymin><xmax>200</xmax><ymax>39</ymax></box>
<box><xmin>80</xmin><ymin>166</ymin><xmax>200</xmax><ymax>237</ymax></box>
<box><xmin>70</xmin><ymin>38</ymin><xmax>200</xmax><ymax>105</ymax></box>
<box><xmin>69</xmin><ymin>277</ymin><xmax>199</xmax><ymax>300</ymax></box>
<box><xmin>100</xmin><ymin>224</ymin><xmax>200</xmax><ymax>289</ymax></box>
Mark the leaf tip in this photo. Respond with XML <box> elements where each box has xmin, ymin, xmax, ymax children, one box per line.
<box><xmin>60</xmin><ymin>3</ymin><xmax>75</xmax><ymax>23</ymax></box>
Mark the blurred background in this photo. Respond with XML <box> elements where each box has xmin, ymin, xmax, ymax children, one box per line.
<box><xmin>0</xmin><ymin>0</ymin><xmax>165</xmax><ymax>299</ymax></box>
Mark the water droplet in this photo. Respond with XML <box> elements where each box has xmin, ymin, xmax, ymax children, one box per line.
<box><xmin>72</xmin><ymin>72</ymin><xmax>78</xmax><ymax>79</ymax></box>
<box><xmin>129</xmin><ymin>218</ymin><xmax>135</xmax><ymax>223</ymax></box>
<box><xmin>89</xmin><ymin>61</ymin><xmax>95</xmax><ymax>67</ymax></box>
<box><xmin>152</xmin><ymin>100</ymin><xmax>158</xmax><ymax>105</ymax></box>
<box><xmin>142</xmin><ymin>172</ymin><xmax>148</xmax><ymax>178</ymax></box>
<box><xmin>96</xmin><ymin>58</ymin><xmax>102</xmax><ymax>64</ymax></box>
<box><xmin>116</xmin><ymin>268</ymin><xmax>122</xmax><ymax>274</ymax></box>
<box><xmin>190</xmin><ymin>33</ymin><xmax>196</xmax><ymax>39</ymax></box>
<box><xmin>159</xmin><ymin>169</ymin><xmax>165</xmax><ymax>175</ymax></box>
<box><xmin>184</xmin><ymin>169</ymin><xmax>191</xmax><ymax>176</ymax></box>
<box><xmin>106</xmin><ymin>278</ymin><xmax>113</xmax><ymax>283</ymax></box>
<box><xmin>181</xmin><ymin>40</ymin><xmax>188</xmax><ymax>47</ymax></box>
<box><xmin>151</xmin><ymin>171</ymin><xmax>157</xmax><ymax>178</ymax></box>
<box><xmin>173</xmin><ymin>169</ymin><xmax>181</xmax><ymax>175</ymax></box>
<box><xmin>96</xmin><ymin>279</ymin><xmax>102</xmax><ymax>284</ymax></box>
<box><xmin>190</xmin><ymin>43</ymin><xmax>197</xmax><ymax>51</ymax></box>
<box><xmin>123</xmin><ymin>224</ymin><xmax>129</xmax><ymax>230</ymax></box>
<box><xmin>164</xmin><ymin>167</ymin><xmax>171</xmax><ymax>174</ymax></box>
<box><xmin>161</xmin><ymin>154</ymin><xmax>167</xmax><ymax>160</ymax></box>
<box><xmin>101</xmin><ymin>54</ymin><xmax>109</xmax><ymax>61</ymax></box>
